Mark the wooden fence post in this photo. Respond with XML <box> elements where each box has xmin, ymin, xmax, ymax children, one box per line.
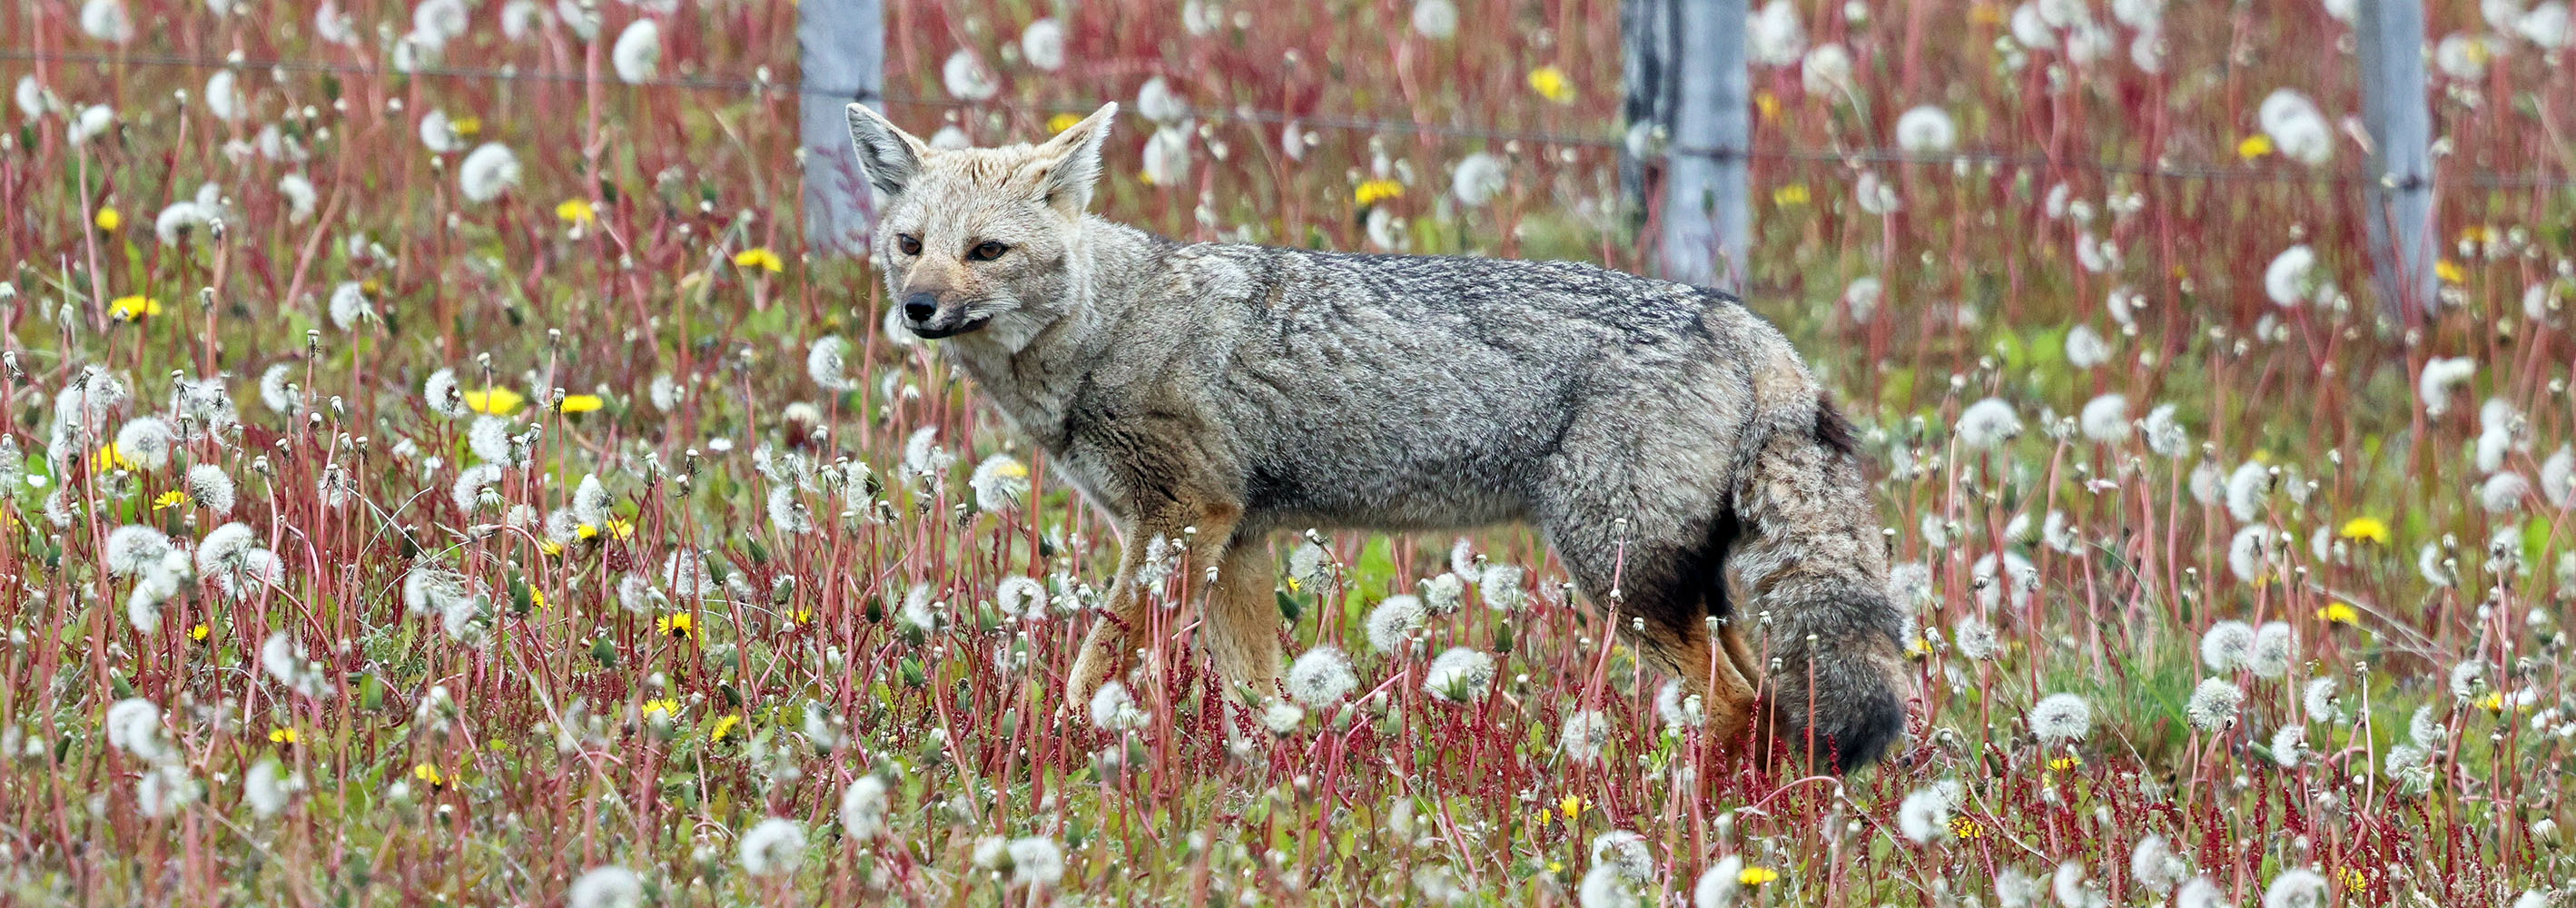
<box><xmin>1642</xmin><ymin>0</ymin><xmax>1750</xmax><ymax>291</ymax></box>
<box><xmin>2356</xmin><ymin>0</ymin><xmax>2435</xmax><ymax>320</ymax></box>
<box><xmin>799</xmin><ymin>0</ymin><xmax>884</xmax><ymax>258</ymax></box>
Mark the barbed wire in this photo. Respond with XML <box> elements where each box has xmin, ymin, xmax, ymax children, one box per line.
<box><xmin>6</xmin><ymin>45</ymin><xmax>2572</xmax><ymax>190</ymax></box>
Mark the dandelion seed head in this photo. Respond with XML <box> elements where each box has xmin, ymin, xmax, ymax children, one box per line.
<box><xmin>458</xmin><ymin>143</ymin><xmax>522</xmax><ymax>203</ymax></box>
<box><xmin>1287</xmin><ymin>646</ymin><xmax>1357</xmax><ymax>706</ymax></box>
<box><xmin>840</xmin><ymin>775</ymin><xmax>890</xmax><ymax>842</ymax></box>
<box><xmin>736</xmin><ymin>817</ymin><xmax>806</xmax><ymax>877</ymax></box>
<box><xmin>1557</xmin><ymin>708</ymin><xmax>1611</xmax><ymax>763</ymax></box>
<box><xmin>1893</xmin><ymin>105</ymin><xmax>1959</xmax><ymax>153</ymax></box>
<box><xmin>2199</xmin><ymin>620</ymin><xmax>2256</xmax><ymax>672</ymax></box>
<box><xmin>1365</xmin><ymin>595</ymin><xmax>1426</xmax><ymax>654</ymax></box>
<box><xmin>1956</xmin><ymin>397</ymin><xmax>2021</xmax><ymax>449</ymax></box>
<box><xmin>1424</xmin><ymin>647</ymin><xmax>1495</xmax><ymax>703</ymax></box>
<box><xmin>1020</xmin><ymin>18</ymin><xmax>1067</xmax><ymax>70</ymax></box>
<box><xmin>1089</xmin><ymin>680</ymin><xmax>1148</xmax><ymax>732</ymax></box>
<box><xmin>611</xmin><ymin>19</ymin><xmax>662</xmax><ymax>84</ymax></box>
<box><xmin>2028</xmin><ymin>693</ymin><xmax>2092</xmax><ymax>743</ymax></box>
<box><xmin>2186</xmin><ymin>677</ymin><xmax>2244</xmax><ymax>731</ymax></box>
<box><xmin>2262</xmin><ymin>868</ymin><xmax>2328</xmax><ymax>908</ymax></box>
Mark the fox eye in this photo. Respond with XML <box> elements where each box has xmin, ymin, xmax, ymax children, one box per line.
<box><xmin>895</xmin><ymin>233</ymin><xmax>923</xmax><ymax>256</ymax></box>
<box><xmin>967</xmin><ymin>241</ymin><xmax>1011</xmax><ymax>262</ymax></box>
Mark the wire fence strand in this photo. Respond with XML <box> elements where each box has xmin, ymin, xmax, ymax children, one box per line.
<box><xmin>7</xmin><ymin>45</ymin><xmax>2573</xmax><ymax>190</ymax></box>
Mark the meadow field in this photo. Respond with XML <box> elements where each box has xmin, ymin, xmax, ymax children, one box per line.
<box><xmin>4</xmin><ymin>0</ymin><xmax>2574</xmax><ymax>903</ymax></box>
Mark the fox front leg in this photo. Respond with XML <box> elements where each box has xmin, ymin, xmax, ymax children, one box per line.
<box><xmin>1063</xmin><ymin>500</ymin><xmax>1245</xmax><ymax>720</ymax></box>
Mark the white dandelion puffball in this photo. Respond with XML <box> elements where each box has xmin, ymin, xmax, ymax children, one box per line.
<box><xmin>2186</xmin><ymin>677</ymin><xmax>2245</xmax><ymax>731</ymax></box>
<box><xmin>1956</xmin><ymin>397</ymin><xmax>2022</xmax><ymax>449</ymax></box>
<box><xmin>1365</xmin><ymin>595</ymin><xmax>1427</xmax><ymax>653</ymax></box>
<box><xmin>1136</xmin><ymin>75</ymin><xmax>1188</xmax><ymax>123</ymax></box>
<box><xmin>2262</xmin><ymin>244</ymin><xmax>2320</xmax><ymax>306</ymax></box>
<box><xmin>943</xmin><ymin>49</ymin><xmax>1000</xmax><ymax>101</ymax></box>
<box><xmin>1801</xmin><ymin>43</ymin><xmax>1853</xmax><ymax>95</ymax></box>
<box><xmin>2257</xmin><ymin>89</ymin><xmax>2334</xmax><ymax>165</ymax></box>
<box><xmin>1893</xmin><ymin>105</ymin><xmax>1959</xmax><ymax>153</ymax></box>
<box><xmin>2028</xmin><ymin>693</ymin><xmax>2093</xmax><ymax>744</ymax></box>
<box><xmin>2199</xmin><ymin>619</ymin><xmax>2255</xmax><ymax>672</ymax></box>
<box><xmin>1749</xmin><ymin>0</ymin><xmax>1806</xmax><ymax>65</ymax></box>
<box><xmin>1021</xmin><ymin>18</ymin><xmax>1067</xmax><ymax>71</ymax></box>
<box><xmin>840</xmin><ymin>775</ymin><xmax>890</xmax><ymax>842</ymax></box>
<box><xmin>458</xmin><ymin>143</ymin><xmax>522</xmax><ymax>203</ymax></box>
<box><xmin>612</xmin><ymin>19</ymin><xmax>662</xmax><ymax>84</ymax></box>
<box><xmin>736</xmin><ymin>817</ymin><xmax>806</xmax><ymax>876</ymax></box>
<box><xmin>1287</xmin><ymin>646</ymin><xmax>1357</xmax><ymax>706</ymax></box>
<box><xmin>1411</xmin><ymin>0</ymin><xmax>1459</xmax><ymax>39</ymax></box>
<box><xmin>567</xmin><ymin>867</ymin><xmax>644</xmax><ymax>908</ymax></box>
<box><xmin>2078</xmin><ymin>393</ymin><xmax>2129</xmax><ymax>442</ymax></box>
<box><xmin>1423</xmin><ymin>647</ymin><xmax>1495</xmax><ymax>702</ymax></box>
<box><xmin>205</xmin><ymin>70</ymin><xmax>247</xmax><ymax>122</ymax></box>
<box><xmin>1451</xmin><ymin>152</ymin><xmax>1507</xmax><ymax>207</ymax></box>
<box><xmin>1141</xmin><ymin>126</ymin><xmax>1191</xmax><ymax>187</ymax></box>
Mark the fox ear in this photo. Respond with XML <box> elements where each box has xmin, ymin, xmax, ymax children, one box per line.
<box><xmin>845</xmin><ymin>104</ymin><xmax>930</xmax><ymax>198</ymax></box>
<box><xmin>1024</xmin><ymin>102</ymin><xmax>1118</xmax><ymax>215</ymax></box>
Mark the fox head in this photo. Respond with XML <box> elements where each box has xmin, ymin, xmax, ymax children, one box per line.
<box><xmin>844</xmin><ymin>102</ymin><xmax>1118</xmax><ymax>343</ymax></box>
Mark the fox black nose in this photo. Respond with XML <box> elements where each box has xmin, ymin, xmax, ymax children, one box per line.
<box><xmin>901</xmin><ymin>292</ymin><xmax>939</xmax><ymax>323</ymax></box>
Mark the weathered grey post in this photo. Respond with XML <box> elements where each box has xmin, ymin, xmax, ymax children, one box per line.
<box><xmin>2356</xmin><ymin>0</ymin><xmax>2434</xmax><ymax>319</ymax></box>
<box><xmin>1657</xmin><ymin>0</ymin><xmax>1751</xmax><ymax>291</ymax></box>
<box><xmin>799</xmin><ymin>0</ymin><xmax>885</xmax><ymax>257</ymax></box>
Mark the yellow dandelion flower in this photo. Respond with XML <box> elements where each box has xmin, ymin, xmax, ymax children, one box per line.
<box><xmin>152</xmin><ymin>489</ymin><xmax>190</xmax><ymax>509</ymax></box>
<box><xmin>92</xmin><ymin>443</ymin><xmax>131</xmax><ymax>472</ymax></box>
<box><xmin>2436</xmin><ymin>260</ymin><xmax>2466</xmax><ymax>284</ymax></box>
<box><xmin>95</xmin><ymin>207</ymin><xmax>123</xmax><ymax>231</ymax></box>
<box><xmin>2337</xmin><ymin>867</ymin><xmax>2366</xmax><ymax>891</ymax></box>
<box><xmin>462</xmin><ymin>386</ymin><xmax>525</xmax><ymax>415</ymax></box>
<box><xmin>555</xmin><ymin>198</ymin><xmax>598</xmax><ymax>225</ymax></box>
<box><xmin>2236</xmin><ymin>134</ymin><xmax>2275</xmax><ymax>160</ymax></box>
<box><xmin>1546</xmin><ymin>859</ymin><xmax>1565</xmax><ymax>874</ymax></box>
<box><xmin>1753</xmin><ymin>90</ymin><xmax>1781</xmax><ymax>122</ymax></box>
<box><xmin>643</xmin><ymin>697</ymin><xmax>680</xmax><ymax>719</ymax></box>
<box><xmin>558</xmin><ymin>393</ymin><xmax>605</xmax><ymax>413</ymax></box>
<box><xmin>787</xmin><ymin>607</ymin><xmax>814</xmax><ymax>626</ymax></box>
<box><xmin>528</xmin><ymin>588</ymin><xmax>547</xmax><ymax>609</ymax></box>
<box><xmin>1527</xmin><ymin>65</ymin><xmax>1574</xmax><ymax>104</ymax></box>
<box><xmin>2048</xmin><ymin>755</ymin><xmax>2082</xmax><ymax>772</ymax></box>
<box><xmin>538</xmin><ymin>538</ymin><xmax>565</xmax><ymax>557</ymax></box>
<box><xmin>657</xmin><ymin>612</ymin><xmax>694</xmax><ymax>639</ymax></box>
<box><xmin>2339</xmin><ymin>517</ymin><xmax>2390</xmax><ymax>544</ymax></box>
<box><xmin>1047</xmin><ymin>112</ymin><xmax>1084</xmax><ymax>133</ymax></box>
<box><xmin>413</xmin><ymin>763</ymin><xmax>446</xmax><ymax>787</ymax></box>
<box><xmin>1949</xmin><ymin>816</ymin><xmax>1983</xmax><ymax>839</ymax></box>
<box><xmin>109</xmin><ymin>295</ymin><xmax>163</xmax><ymax>321</ymax></box>
<box><xmin>188</xmin><ymin>623</ymin><xmax>210</xmax><ymax>641</ymax></box>
<box><xmin>709</xmin><ymin>714</ymin><xmax>742</xmax><ymax>742</ymax></box>
<box><xmin>1772</xmin><ymin>183</ymin><xmax>1811</xmax><ymax>207</ymax></box>
<box><xmin>1559</xmin><ymin>794</ymin><xmax>1585</xmax><ymax>822</ymax></box>
<box><xmin>2458</xmin><ymin>224</ymin><xmax>2497</xmax><ymax>245</ymax></box>
<box><xmin>602</xmin><ymin>518</ymin><xmax>635</xmax><ymax>538</ymax></box>
<box><xmin>269</xmin><ymin>726</ymin><xmax>300</xmax><ymax>744</ymax></box>
<box><xmin>1354</xmin><ymin>178</ymin><xmax>1406</xmax><ymax>207</ymax></box>
<box><xmin>451</xmin><ymin>115</ymin><xmax>482</xmax><ymax>137</ymax></box>
<box><xmin>1738</xmin><ymin>866</ymin><xmax>1780</xmax><ymax>885</ymax></box>
<box><xmin>732</xmin><ymin>247</ymin><xmax>785</xmax><ymax>272</ymax></box>
<box><xmin>577</xmin><ymin>523</ymin><xmax>601</xmax><ymax>541</ymax></box>
<box><xmin>2317</xmin><ymin>602</ymin><xmax>2361</xmax><ymax>626</ymax></box>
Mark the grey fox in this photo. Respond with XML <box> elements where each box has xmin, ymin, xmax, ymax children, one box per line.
<box><xmin>845</xmin><ymin>102</ymin><xmax>1910</xmax><ymax>770</ymax></box>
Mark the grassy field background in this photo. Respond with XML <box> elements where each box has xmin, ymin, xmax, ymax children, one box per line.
<box><xmin>4</xmin><ymin>0</ymin><xmax>2575</xmax><ymax>903</ymax></box>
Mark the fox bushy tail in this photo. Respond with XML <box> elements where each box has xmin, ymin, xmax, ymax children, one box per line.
<box><xmin>1729</xmin><ymin>393</ymin><xmax>1910</xmax><ymax>771</ymax></box>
